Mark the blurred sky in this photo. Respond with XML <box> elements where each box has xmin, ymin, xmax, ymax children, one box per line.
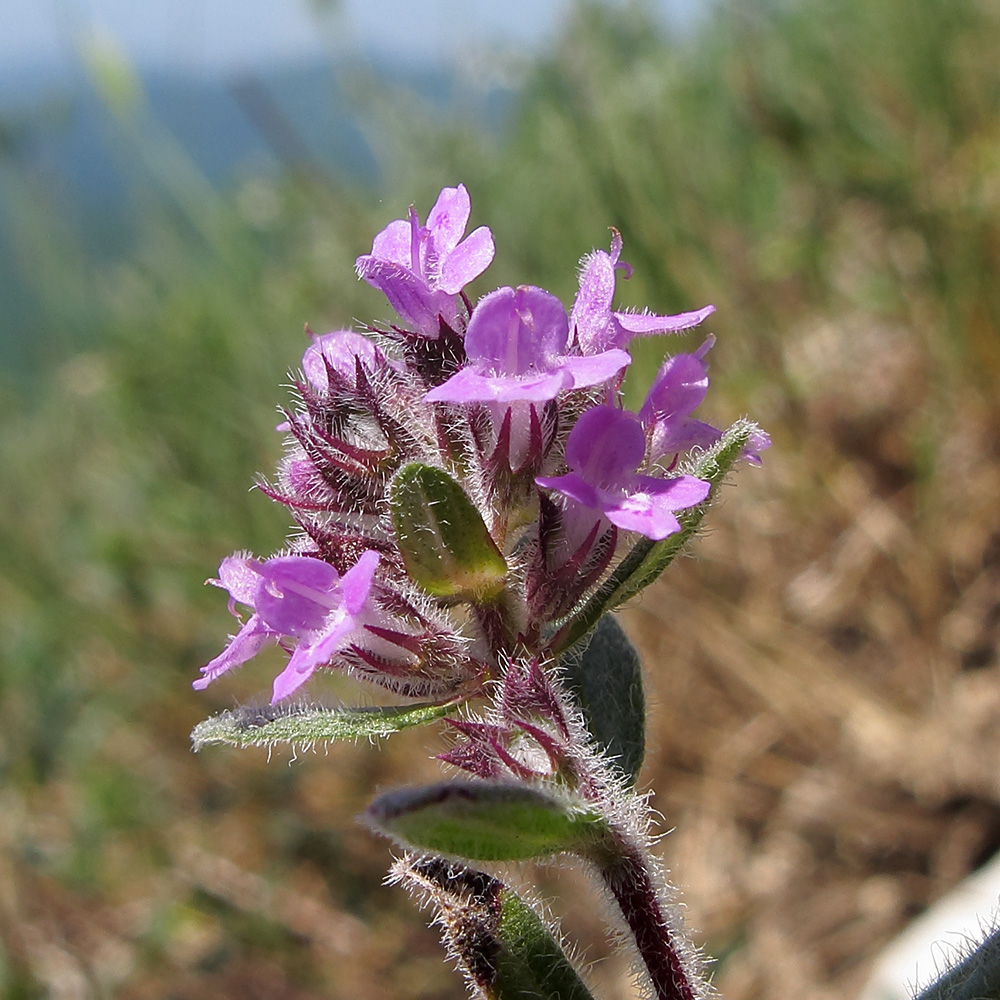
<box><xmin>2</xmin><ymin>0</ymin><xmax>699</xmax><ymax>83</ymax></box>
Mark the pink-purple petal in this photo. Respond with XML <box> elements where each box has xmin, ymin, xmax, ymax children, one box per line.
<box><xmin>369</xmin><ymin>219</ymin><xmax>414</xmax><ymax>268</ymax></box>
<box><xmin>534</xmin><ymin>471</ymin><xmax>604</xmax><ymax>509</ymax></box>
<box><xmin>271</xmin><ymin>656</ymin><xmax>315</xmax><ymax>702</ymax></box>
<box><xmin>193</xmin><ymin>614</ymin><xmax>276</xmax><ymax>690</ymax></box>
<box><xmin>604</xmin><ymin>494</ymin><xmax>682</xmax><ymax>540</ymax></box>
<box><xmin>214</xmin><ymin>553</ymin><xmax>259</xmax><ymax>606</ymax></box>
<box><xmin>270</xmin><ymin>606</ymin><xmax>362</xmax><ymax>703</ymax></box>
<box><xmin>464</xmin><ymin>286</ymin><xmax>569</xmax><ymax>371</ymax></box>
<box><xmin>438</xmin><ymin>225</ymin><xmax>495</xmax><ymax>293</ymax></box>
<box><xmin>252</xmin><ymin>556</ymin><xmax>342</xmax><ymax>635</ymax></box>
<box><xmin>633</xmin><ymin>474</ymin><xmax>712</xmax><ymax>507</ymax></box>
<box><xmin>340</xmin><ymin>550</ymin><xmax>380</xmax><ymax>615</ymax></box>
<box><xmin>564</xmin><ymin>407</ymin><xmax>646</xmax><ymax>483</ymax></box>
<box><xmin>650</xmin><ymin>419</ymin><xmax>722</xmax><ymax>460</ymax></box>
<box><xmin>558</xmin><ymin>350</ymin><xmax>631</xmax><ymax>389</ymax></box>
<box><xmin>425</xmin><ymin>367</ymin><xmax>493</xmax><ymax>403</ymax></box>
<box><xmin>746</xmin><ymin>429</ymin><xmax>772</xmax><ymax>465</ymax></box>
<box><xmin>425</xmin><ymin>184</ymin><xmax>472</xmax><ymax>252</ymax></box>
<box><xmin>493</xmin><ymin>371</ymin><xmax>574</xmax><ymax>403</ymax></box>
<box><xmin>307</xmin><ymin>613</ymin><xmax>357</xmax><ymax>665</ymax></box>
<box><xmin>570</xmin><ymin>248</ymin><xmax>617</xmax><ymax>353</ymax></box>
<box><xmin>605</xmin><ymin>474</ymin><xmax>709</xmax><ymax>540</ymax></box>
<box><xmin>639</xmin><ymin>353</ymin><xmax>710</xmax><ymax>424</ymax></box>
<box><xmin>613</xmin><ymin>303</ymin><xmax>715</xmax><ymax>336</ymax></box>
<box><xmin>356</xmin><ymin>257</ymin><xmax>455</xmax><ymax>335</ymax></box>
<box><xmin>427</xmin><ymin>367</ymin><xmax>571</xmax><ymax>404</ymax></box>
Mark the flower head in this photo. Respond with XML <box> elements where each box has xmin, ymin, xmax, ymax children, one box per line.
<box><xmin>356</xmin><ymin>184</ymin><xmax>495</xmax><ymax>337</ymax></box>
<box><xmin>536</xmin><ymin>406</ymin><xmax>710</xmax><ymax>540</ymax></box>
<box><xmin>571</xmin><ymin>231</ymin><xmax>716</xmax><ymax>354</ymax></box>
<box><xmin>194</xmin><ymin>550</ymin><xmax>380</xmax><ymax>703</ymax></box>
<box><xmin>197</xmin><ymin>184</ymin><xmax>766</xmax><ymax>709</ymax></box>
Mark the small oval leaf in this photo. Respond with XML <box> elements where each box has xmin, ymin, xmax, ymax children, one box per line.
<box><xmin>562</xmin><ymin>614</ymin><xmax>645</xmax><ymax>785</ymax></box>
<box><xmin>390</xmin><ymin>463</ymin><xmax>508</xmax><ymax>601</ymax></box>
<box><xmin>364</xmin><ymin>780</ymin><xmax>608</xmax><ymax>861</ymax></box>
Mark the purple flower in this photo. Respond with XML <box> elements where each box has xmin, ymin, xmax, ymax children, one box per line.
<box><xmin>356</xmin><ymin>184</ymin><xmax>495</xmax><ymax>337</ymax></box>
<box><xmin>276</xmin><ymin>330</ymin><xmax>383</xmax><ymax>432</ymax></box>
<box><xmin>425</xmin><ymin>285</ymin><xmax>630</xmax><ymax>405</ymax></box>
<box><xmin>302</xmin><ymin>330</ymin><xmax>382</xmax><ymax>393</ymax></box>
<box><xmin>639</xmin><ymin>337</ymin><xmax>771</xmax><ymax>466</ymax></box>
<box><xmin>194</xmin><ymin>550</ymin><xmax>380</xmax><ymax>703</ymax></box>
<box><xmin>536</xmin><ymin>406</ymin><xmax>710</xmax><ymax>541</ymax></box>
<box><xmin>639</xmin><ymin>337</ymin><xmax>723</xmax><ymax>461</ymax></box>
<box><xmin>571</xmin><ymin>231</ymin><xmax>716</xmax><ymax>354</ymax></box>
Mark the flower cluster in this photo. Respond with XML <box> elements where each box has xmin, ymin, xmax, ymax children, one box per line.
<box><xmin>195</xmin><ymin>185</ymin><xmax>763</xmax><ymax>704</ymax></box>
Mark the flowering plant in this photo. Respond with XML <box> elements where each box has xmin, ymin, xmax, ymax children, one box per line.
<box><xmin>192</xmin><ymin>184</ymin><xmax>768</xmax><ymax>1000</ymax></box>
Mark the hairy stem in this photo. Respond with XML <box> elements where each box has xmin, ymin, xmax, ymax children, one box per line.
<box><xmin>474</xmin><ymin>592</ymin><xmax>521</xmax><ymax>663</ymax></box>
<box><xmin>595</xmin><ymin>834</ymin><xmax>703</xmax><ymax>1000</ymax></box>
<box><xmin>498</xmin><ymin>631</ymin><xmax>708</xmax><ymax>1000</ymax></box>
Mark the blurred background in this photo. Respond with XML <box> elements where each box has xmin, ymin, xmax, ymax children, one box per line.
<box><xmin>2</xmin><ymin>0</ymin><xmax>1000</xmax><ymax>997</ymax></box>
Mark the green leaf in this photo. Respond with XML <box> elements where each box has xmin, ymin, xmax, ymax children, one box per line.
<box><xmin>562</xmin><ymin>614</ymin><xmax>645</xmax><ymax>785</ymax></box>
<box><xmin>389</xmin><ymin>462</ymin><xmax>508</xmax><ymax>601</ymax></box>
<box><xmin>493</xmin><ymin>885</ymin><xmax>596</xmax><ymax>1000</ymax></box>
<box><xmin>364</xmin><ymin>780</ymin><xmax>609</xmax><ymax>861</ymax></box>
<box><xmin>394</xmin><ymin>855</ymin><xmax>596</xmax><ymax>1000</ymax></box>
<box><xmin>191</xmin><ymin>699</ymin><xmax>457</xmax><ymax>751</ymax></box>
<box><xmin>552</xmin><ymin>418</ymin><xmax>762</xmax><ymax>653</ymax></box>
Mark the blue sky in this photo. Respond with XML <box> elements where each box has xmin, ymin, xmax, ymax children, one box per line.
<box><xmin>2</xmin><ymin>0</ymin><xmax>573</xmax><ymax>75</ymax></box>
<box><xmin>2</xmin><ymin>0</ymin><xmax>700</xmax><ymax>80</ymax></box>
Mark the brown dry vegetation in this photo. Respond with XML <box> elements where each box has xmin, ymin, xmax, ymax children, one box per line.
<box><xmin>628</xmin><ymin>326</ymin><xmax>1000</xmax><ymax>1000</ymax></box>
<box><xmin>6</xmin><ymin>308</ymin><xmax>999</xmax><ymax>1000</ymax></box>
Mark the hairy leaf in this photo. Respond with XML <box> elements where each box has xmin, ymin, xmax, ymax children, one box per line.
<box><xmin>365</xmin><ymin>780</ymin><xmax>608</xmax><ymax>861</ymax></box>
<box><xmin>390</xmin><ymin>462</ymin><xmax>508</xmax><ymax>601</ymax></box>
<box><xmin>562</xmin><ymin>614</ymin><xmax>645</xmax><ymax>785</ymax></box>
<box><xmin>191</xmin><ymin>699</ymin><xmax>457</xmax><ymax>750</ymax></box>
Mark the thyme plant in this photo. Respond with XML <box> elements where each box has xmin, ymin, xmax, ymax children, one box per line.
<box><xmin>191</xmin><ymin>184</ymin><xmax>768</xmax><ymax>1000</ymax></box>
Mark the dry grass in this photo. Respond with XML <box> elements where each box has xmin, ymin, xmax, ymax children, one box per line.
<box><xmin>621</xmin><ymin>317</ymin><xmax>1000</xmax><ymax>1000</ymax></box>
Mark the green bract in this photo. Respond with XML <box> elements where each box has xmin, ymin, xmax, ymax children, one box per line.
<box><xmin>364</xmin><ymin>780</ymin><xmax>608</xmax><ymax>862</ymax></box>
<box><xmin>389</xmin><ymin>462</ymin><xmax>508</xmax><ymax>601</ymax></box>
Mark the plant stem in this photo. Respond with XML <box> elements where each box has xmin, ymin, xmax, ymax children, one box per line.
<box><xmin>528</xmin><ymin>633</ymin><xmax>707</xmax><ymax>1000</ymax></box>
<box><xmin>595</xmin><ymin>834</ymin><xmax>702</xmax><ymax>1000</ymax></box>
